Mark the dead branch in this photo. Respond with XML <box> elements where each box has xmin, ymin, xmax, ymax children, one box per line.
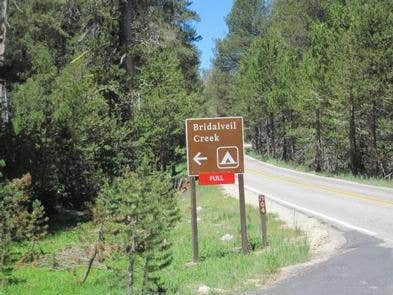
<box><xmin>81</xmin><ymin>223</ymin><xmax>104</xmax><ymax>284</ymax></box>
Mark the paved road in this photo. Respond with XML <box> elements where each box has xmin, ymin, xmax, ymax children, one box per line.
<box><xmin>243</xmin><ymin>155</ymin><xmax>393</xmax><ymax>295</ymax></box>
<box><xmin>250</xmin><ymin>232</ymin><xmax>393</xmax><ymax>295</ymax></box>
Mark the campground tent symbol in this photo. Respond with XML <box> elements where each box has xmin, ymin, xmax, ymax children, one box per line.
<box><xmin>217</xmin><ymin>146</ymin><xmax>239</xmax><ymax>169</ymax></box>
<box><xmin>220</xmin><ymin>151</ymin><xmax>237</xmax><ymax>165</ymax></box>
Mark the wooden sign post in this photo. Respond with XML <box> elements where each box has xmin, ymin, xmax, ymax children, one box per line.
<box><xmin>238</xmin><ymin>173</ymin><xmax>249</xmax><ymax>254</ymax></box>
<box><xmin>185</xmin><ymin>117</ymin><xmax>248</xmax><ymax>261</ymax></box>
<box><xmin>190</xmin><ymin>177</ymin><xmax>199</xmax><ymax>262</ymax></box>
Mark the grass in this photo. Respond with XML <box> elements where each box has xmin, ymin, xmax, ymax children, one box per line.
<box><xmin>3</xmin><ymin>186</ymin><xmax>310</xmax><ymax>295</ymax></box>
<box><xmin>3</xmin><ymin>267</ymin><xmax>124</xmax><ymax>295</ymax></box>
<box><xmin>247</xmin><ymin>148</ymin><xmax>393</xmax><ymax>189</ymax></box>
<box><xmin>162</xmin><ymin>186</ymin><xmax>309</xmax><ymax>294</ymax></box>
<box><xmin>4</xmin><ymin>222</ymin><xmax>124</xmax><ymax>295</ymax></box>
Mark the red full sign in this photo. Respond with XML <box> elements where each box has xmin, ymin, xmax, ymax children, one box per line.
<box><xmin>198</xmin><ymin>172</ymin><xmax>235</xmax><ymax>185</ymax></box>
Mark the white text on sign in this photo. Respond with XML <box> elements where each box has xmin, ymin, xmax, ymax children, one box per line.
<box><xmin>192</xmin><ymin>121</ymin><xmax>238</xmax><ymax>143</ymax></box>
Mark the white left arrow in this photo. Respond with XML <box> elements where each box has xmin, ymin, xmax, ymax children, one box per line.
<box><xmin>193</xmin><ymin>152</ymin><xmax>207</xmax><ymax>166</ymax></box>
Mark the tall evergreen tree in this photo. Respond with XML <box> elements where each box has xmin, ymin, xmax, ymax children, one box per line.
<box><xmin>212</xmin><ymin>0</ymin><xmax>393</xmax><ymax>178</ymax></box>
<box><xmin>204</xmin><ymin>0</ymin><xmax>270</xmax><ymax>116</ymax></box>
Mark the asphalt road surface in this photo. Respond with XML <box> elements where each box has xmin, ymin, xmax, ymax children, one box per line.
<box><xmin>243</xmin><ymin>155</ymin><xmax>393</xmax><ymax>295</ymax></box>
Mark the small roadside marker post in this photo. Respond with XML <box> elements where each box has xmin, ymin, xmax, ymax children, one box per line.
<box><xmin>258</xmin><ymin>194</ymin><xmax>268</xmax><ymax>248</ymax></box>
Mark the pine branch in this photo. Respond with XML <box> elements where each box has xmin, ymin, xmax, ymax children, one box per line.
<box><xmin>11</xmin><ymin>0</ymin><xmax>23</xmax><ymax>14</ymax></box>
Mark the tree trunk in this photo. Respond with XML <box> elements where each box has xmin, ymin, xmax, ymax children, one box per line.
<box><xmin>288</xmin><ymin>110</ymin><xmax>295</xmax><ymax>160</ymax></box>
<box><xmin>282</xmin><ymin>113</ymin><xmax>288</xmax><ymax>161</ymax></box>
<box><xmin>258</xmin><ymin>122</ymin><xmax>265</xmax><ymax>154</ymax></box>
<box><xmin>0</xmin><ymin>0</ymin><xmax>8</xmax><ymax>125</ymax></box>
<box><xmin>252</xmin><ymin>125</ymin><xmax>259</xmax><ymax>151</ymax></box>
<box><xmin>0</xmin><ymin>0</ymin><xmax>7</xmax><ymax>65</ymax></box>
<box><xmin>253</xmin><ymin>123</ymin><xmax>263</xmax><ymax>153</ymax></box>
<box><xmin>314</xmin><ymin>108</ymin><xmax>322</xmax><ymax>172</ymax></box>
<box><xmin>0</xmin><ymin>80</ymin><xmax>7</xmax><ymax>124</ymax></box>
<box><xmin>127</xmin><ymin>225</ymin><xmax>136</xmax><ymax>295</ymax></box>
<box><xmin>119</xmin><ymin>0</ymin><xmax>136</xmax><ymax>77</ymax></box>
<box><xmin>127</xmin><ymin>255</ymin><xmax>136</xmax><ymax>295</ymax></box>
<box><xmin>369</xmin><ymin>100</ymin><xmax>378</xmax><ymax>176</ymax></box>
<box><xmin>348</xmin><ymin>92</ymin><xmax>361</xmax><ymax>175</ymax></box>
<box><xmin>268</xmin><ymin>112</ymin><xmax>275</xmax><ymax>157</ymax></box>
<box><xmin>265</xmin><ymin>117</ymin><xmax>269</xmax><ymax>154</ymax></box>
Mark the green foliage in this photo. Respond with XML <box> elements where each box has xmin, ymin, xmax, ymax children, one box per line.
<box><xmin>0</xmin><ymin>179</ymin><xmax>48</xmax><ymax>286</ymax></box>
<box><xmin>216</xmin><ymin>0</ymin><xmax>270</xmax><ymax>73</ymax></box>
<box><xmin>207</xmin><ymin>0</ymin><xmax>393</xmax><ymax>178</ymax></box>
<box><xmin>160</xmin><ymin>186</ymin><xmax>309</xmax><ymax>294</ymax></box>
<box><xmin>1</xmin><ymin>0</ymin><xmax>199</xmax><ymax>291</ymax></box>
<box><xmin>4</xmin><ymin>187</ymin><xmax>309</xmax><ymax>295</ymax></box>
<box><xmin>0</xmin><ymin>183</ymin><xmax>14</xmax><ymax>287</ymax></box>
<box><xmin>5</xmin><ymin>0</ymin><xmax>72</xmax><ymax>82</ymax></box>
<box><xmin>95</xmin><ymin>167</ymin><xmax>179</xmax><ymax>293</ymax></box>
<box><xmin>1</xmin><ymin>0</ymin><xmax>200</xmax><ymax>213</ymax></box>
<box><xmin>0</xmin><ymin>159</ymin><xmax>4</xmax><ymax>178</ymax></box>
<box><xmin>134</xmin><ymin>47</ymin><xmax>196</xmax><ymax>170</ymax></box>
<box><xmin>202</xmin><ymin>0</ymin><xmax>270</xmax><ymax>118</ymax></box>
<box><xmin>23</xmin><ymin>200</ymin><xmax>49</xmax><ymax>263</ymax></box>
<box><xmin>201</xmin><ymin>68</ymin><xmax>235</xmax><ymax>117</ymax></box>
<box><xmin>10</xmin><ymin>58</ymin><xmax>121</xmax><ymax>209</ymax></box>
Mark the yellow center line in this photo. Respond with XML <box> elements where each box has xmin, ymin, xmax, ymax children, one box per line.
<box><xmin>247</xmin><ymin>168</ymin><xmax>393</xmax><ymax>207</ymax></box>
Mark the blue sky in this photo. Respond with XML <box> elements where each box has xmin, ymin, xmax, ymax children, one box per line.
<box><xmin>190</xmin><ymin>0</ymin><xmax>234</xmax><ymax>71</ymax></box>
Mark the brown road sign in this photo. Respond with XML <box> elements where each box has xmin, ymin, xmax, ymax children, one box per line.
<box><xmin>185</xmin><ymin>117</ymin><xmax>244</xmax><ymax>176</ymax></box>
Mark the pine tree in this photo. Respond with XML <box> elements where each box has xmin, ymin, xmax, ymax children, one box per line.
<box><xmin>0</xmin><ymin>183</ymin><xmax>13</xmax><ymax>287</ymax></box>
<box><xmin>95</xmin><ymin>165</ymin><xmax>180</xmax><ymax>294</ymax></box>
<box><xmin>24</xmin><ymin>200</ymin><xmax>49</xmax><ymax>262</ymax></box>
<box><xmin>204</xmin><ymin>0</ymin><xmax>270</xmax><ymax>117</ymax></box>
<box><xmin>212</xmin><ymin>0</ymin><xmax>393</xmax><ymax>178</ymax></box>
<box><xmin>0</xmin><ymin>174</ymin><xmax>48</xmax><ymax>286</ymax></box>
<box><xmin>134</xmin><ymin>47</ymin><xmax>196</xmax><ymax>172</ymax></box>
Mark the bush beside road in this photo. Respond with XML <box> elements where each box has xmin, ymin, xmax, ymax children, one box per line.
<box><xmin>4</xmin><ymin>186</ymin><xmax>309</xmax><ymax>294</ymax></box>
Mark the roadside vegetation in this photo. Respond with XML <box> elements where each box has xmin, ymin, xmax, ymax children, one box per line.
<box><xmin>3</xmin><ymin>186</ymin><xmax>309</xmax><ymax>294</ymax></box>
<box><xmin>1</xmin><ymin>0</ymin><xmax>390</xmax><ymax>294</ymax></box>
<box><xmin>0</xmin><ymin>1</ymin><xmax>200</xmax><ymax>293</ymax></box>
<box><xmin>247</xmin><ymin>149</ymin><xmax>393</xmax><ymax>189</ymax></box>
<box><xmin>203</xmin><ymin>0</ymin><xmax>393</xmax><ymax>181</ymax></box>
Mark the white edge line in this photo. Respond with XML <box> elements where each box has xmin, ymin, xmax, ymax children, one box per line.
<box><xmin>245</xmin><ymin>154</ymin><xmax>393</xmax><ymax>193</ymax></box>
<box><xmin>244</xmin><ymin>184</ymin><xmax>378</xmax><ymax>237</ymax></box>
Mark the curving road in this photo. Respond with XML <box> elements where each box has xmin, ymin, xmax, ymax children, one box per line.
<box><xmin>243</xmin><ymin>155</ymin><xmax>393</xmax><ymax>295</ymax></box>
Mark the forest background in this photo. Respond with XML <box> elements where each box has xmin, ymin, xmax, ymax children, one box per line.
<box><xmin>0</xmin><ymin>0</ymin><xmax>392</xmax><ymax>293</ymax></box>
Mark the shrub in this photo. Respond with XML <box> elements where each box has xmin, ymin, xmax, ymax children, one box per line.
<box><xmin>95</xmin><ymin>166</ymin><xmax>180</xmax><ymax>294</ymax></box>
<box><xmin>0</xmin><ymin>173</ymin><xmax>48</xmax><ymax>286</ymax></box>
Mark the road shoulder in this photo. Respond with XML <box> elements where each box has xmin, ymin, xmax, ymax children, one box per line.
<box><xmin>221</xmin><ymin>183</ymin><xmax>346</xmax><ymax>290</ymax></box>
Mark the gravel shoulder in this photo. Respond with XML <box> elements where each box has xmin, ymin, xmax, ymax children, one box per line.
<box><xmin>221</xmin><ymin>183</ymin><xmax>346</xmax><ymax>288</ymax></box>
